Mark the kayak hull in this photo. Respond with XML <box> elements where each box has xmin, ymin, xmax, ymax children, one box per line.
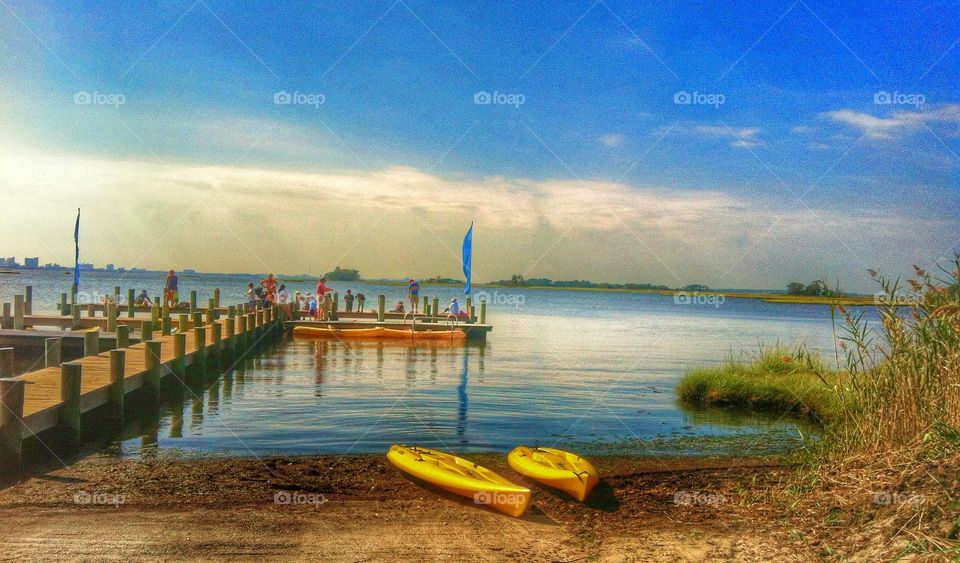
<box><xmin>387</xmin><ymin>445</ymin><xmax>530</xmax><ymax>517</ymax></box>
<box><xmin>382</xmin><ymin>328</ymin><xmax>467</xmax><ymax>340</ymax></box>
<box><xmin>292</xmin><ymin>326</ymin><xmax>385</xmax><ymax>338</ymax></box>
<box><xmin>507</xmin><ymin>446</ymin><xmax>600</xmax><ymax>502</ymax></box>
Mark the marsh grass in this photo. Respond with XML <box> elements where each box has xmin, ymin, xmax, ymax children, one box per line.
<box><xmin>677</xmin><ymin>345</ymin><xmax>841</xmax><ymax>425</ymax></box>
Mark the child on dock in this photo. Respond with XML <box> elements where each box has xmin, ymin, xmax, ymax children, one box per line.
<box><xmin>408</xmin><ymin>279</ymin><xmax>420</xmax><ymax>314</ymax></box>
<box><xmin>356</xmin><ymin>292</ymin><xmax>366</xmax><ymax>313</ymax></box>
<box><xmin>164</xmin><ymin>270</ymin><xmax>179</xmax><ymax>307</ymax></box>
<box><xmin>392</xmin><ymin>301</ymin><xmax>405</xmax><ymax>314</ymax></box>
<box><xmin>245</xmin><ymin>283</ymin><xmax>257</xmax><ymax>311</ymax></box>
<box><xmin>344</xmin><ymin>290</ymin><xmax>355</xmax><ymax>313</ymax></box>
<box><xmin>134</xmin><ymin>290</ymin><xmax>152</xmax><ymax>306</ymax></box>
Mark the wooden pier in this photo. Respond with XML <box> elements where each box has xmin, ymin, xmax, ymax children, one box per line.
<box><xmin>0</xmin><ymin>296</ymin><xmax>286</xmax><ymax>477</ymax></box>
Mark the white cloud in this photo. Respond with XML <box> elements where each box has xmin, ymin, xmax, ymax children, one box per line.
<box><xmin>688</xmin><ymin>125</ymin><xmax>764</xmax><ymax>148</ymax></box>
<box><xmin>821</xmin><ymin>104</ymin><xmax>960</xmax><ymax>140</ymax></box>
<box><xmin>599</xmin><ymin>134</ymin><xmax>626</xmax><ymax>147</ymax></box>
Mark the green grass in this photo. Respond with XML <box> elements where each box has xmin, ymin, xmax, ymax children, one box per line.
<box><xmin>677</xmin><ymin>347</ymin><xmax>841</xmax><ymax>425</ymax></box>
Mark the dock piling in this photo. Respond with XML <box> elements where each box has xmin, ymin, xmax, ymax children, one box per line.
<box><xmin>141</xmin><ymin>321</ymin><xmax>154</xmax><ymax>342</ymax></box>
<box><xmin>144</xmin><ymin>341</ymin><xmax>162</xmax><ymax>397</ymax></box>
<box><xmin>480</xmin><ymin>302</ymin><xmax>487</xmax><ymax>324</ymax></box>
<box><xmin>60</xmin><ymin>293</ymin><xmax>68</xmax><ymax>316</ymax></box>
<box><xmin>116</xmin><ymin>325</ymin><xmax>130</xmax><ymax>349</ymax></box>
<box><xmin>24</xmin><ymin>286</ymin><xmax>32</xmax><ymax>315</ymax></box>
<box><xmin>0</xmin><ymin>348</ymin><xmax>13</xmax><ymax>378</ymax></box>
<box><xmin>213</xmin><ymin>288</ymin><xmax>220</xmax><ymax>308</ymax></box>
<box><xmin>377</xmin><ymin>295</ymin><xmax>385</xmax><ymax>322</ymax></box>
<box><xmin>0</xmin><ymin>378</ymin><xmax>26</xmax><ymax>475</ymax></box>
<box><xmin>45</xmin><ymin>338</ymin><xmax>62</xmax><ymax>368</ymax></box>
<box><xmin>108</xmin><ymin>350</ymin><xmax>125</xmax><ymax>423</ymax></box>
<box><xmin>87</xmin><ymin>303</ymin><xmax>96</xmax><ymax>318</ymax></box>
<box><xmin>465</xmin><ymin>298</ymin><xmax>473</xmax><ymax>324</ymax></box>
<box><xmin>59</xmin><ymin>363</ymin><xmax>82</xmax><ymax>445</ymax></box>
<box><xmin>1</xmin><ymin>303</ymin><xmax>10</xmax><ymax>330</ymax></box>
<box><xmin>107</xmin><ymin>302</ymin><xmax>117</xmax><ymax>332</ymax></box>
<box><xmin>179</xmin><ymin>314</ymin><xmax>190</xmax><ymax>333</ymax></box>
<box><xmin>13</xmin><ymin>295</ymin><xmax>24</xmax><ymax>330</ymax></box>
<box><xmin>127</xmin><ymin>289</ymin><xmax>135</xmax><ymax>318</ymax></box>
<box><xmin>173</xmin><ymin>333</ymin><xmax>186</xmax><ymax>379</ymax></box>
<box><xmin>190</xmin><ymin>290</ymin><xmax>197</xmax><ymax>310</ymax></box>
<box><xmin>71</xmin><ymin>304</ymin><xmax>81</xmax><ymax>329</ymax></box>
<box><xmin>83</xmin><ymin>331</ymin><xmax>99</xmax><ymax>357</ymax></box>
<box><xmin>193</xmin><ymin>327</ymin><xmax>207</xmax><ymax>376</ymax></box>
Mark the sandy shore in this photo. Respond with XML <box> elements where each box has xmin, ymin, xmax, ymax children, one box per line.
<box><xmin>0</xmin><ymin>453</ymin><xmax>824</xmax><ymax>561</ymax></box>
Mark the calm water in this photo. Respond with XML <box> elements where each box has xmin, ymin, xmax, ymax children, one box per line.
<box><xmin>3</xmin><ymin>271</ymin><xmax>847</xmax><ymax>457</ymax></box>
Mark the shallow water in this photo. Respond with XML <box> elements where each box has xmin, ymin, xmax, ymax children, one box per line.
<box><xmin>3</xmin><ymin>271</ymin><xmax>843</xmax><ymax>456</ymax></box>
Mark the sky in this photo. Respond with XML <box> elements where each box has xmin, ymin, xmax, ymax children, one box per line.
<box><xmin>0</xmin><ymin>0</ymin><xmax>958</xmax><ymax>292</ymax></box>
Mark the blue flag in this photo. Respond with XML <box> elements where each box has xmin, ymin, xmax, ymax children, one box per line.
<box><xmin>73</xmin><ymin>208</ymin><xmax>81</xmax><ymax>289</ymax></box>
<box><xmin>462</xmin><ymin>222</ymin><xmax>473</xmax><ymax>295</ymax></box>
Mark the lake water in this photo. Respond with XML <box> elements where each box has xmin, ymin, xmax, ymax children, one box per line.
<box><xmin>2</xmin><ymin>271</ymin><xmax>845</xmax><ymax>457</ymax></box>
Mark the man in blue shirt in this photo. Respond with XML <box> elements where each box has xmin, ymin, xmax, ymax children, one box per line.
<box><xmin>407</xmin><ymin>278</ymin><xmax>420</xmax><ymax>314</ymax></box>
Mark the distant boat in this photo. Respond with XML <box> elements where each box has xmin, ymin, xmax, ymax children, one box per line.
<box><xmin>0</xmin><ymin>269</ymin><xmax>22</xmax><ymax>275</ymax></box>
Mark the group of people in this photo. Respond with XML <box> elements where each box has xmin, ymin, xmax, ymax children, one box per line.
<box><xmin>295</xmin><ymin>278</ymin><xmax>367</xmax><ymax>320</ymax></box>
<box><xmin>246</xmin><ymin>274</ymin><xmax>291</xmax><ymax>310</ymax></box>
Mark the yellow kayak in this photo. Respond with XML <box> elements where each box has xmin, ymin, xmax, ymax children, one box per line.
<box><xmin>507</xmin><ymin>446</ymin><xmax>600</xmax><ymax>501</ymax></box>
<box><xmin>381</xmin><ymin>328</ymin><xmax>467</xmax><ymax>340</ymax></box>
<box><xmin>292</xmin><ymin>326</ymin><xmax>384</xmax><ymax>338</ymax></box>
<box><xmin>387</xmin><ymin>445</ymin><xmax>531</xmax><ymax>517</ymax></box>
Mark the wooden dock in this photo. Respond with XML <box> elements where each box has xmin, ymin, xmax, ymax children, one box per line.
<box><xmin>0</xmin><ymin>302</ymin><xmax>286</xmax><ymax>476</ymax></box>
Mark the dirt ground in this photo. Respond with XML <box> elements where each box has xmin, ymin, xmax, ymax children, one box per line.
<box><xmin>0</xmin><ymin>453</ymin><xmax>952</xmax><ymax>561</ymax></box>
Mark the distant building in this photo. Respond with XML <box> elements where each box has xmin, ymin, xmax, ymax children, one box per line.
<box><xmin>24</xmin><ymin>257</ymin><xmax>39</xmax><ymax>269</ymax></box>
<box><xmin>106</xmin><ymin>263</ymin><xmax>115</xmax><ymax>271</ymax></box>
<box><xmin>79</xmin><ymin>263</ymin><xmax>95</xmax><ymax>270</ymax></box>
<box><xmin>2</xmin><ymin>257</ymin><xmax>17</xmax><ymax>268</ymax></box>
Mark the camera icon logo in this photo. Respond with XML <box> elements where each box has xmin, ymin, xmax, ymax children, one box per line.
<box><xmin>473</xmin><ymin>491</ymin><xmax>492</xmax><ymax>504</ymax></box>
<box><xmin>73</xmin><ymin>91</ymin><xmax>92</xmax><ymax>105</ymax></box>
<box><xmin>273</xmin><ymin>91</ymin><xmax>292</xmax><ymax>105</ymax></box>
<box><xmin>274</xmin><ymin>491</ymin><xmax>292</xmax><ymax>505</ymax></box>
<box><xmin>673</xmin><ymin>90</ymin><xmax>692</xmax><ymax>105</ymax></box>
<box><xmin>473</xmin><ymin>91</ymin><xmax>492</xmax><ymax>105</ymax></box>
<box><xmin>873</xmin><ymin>91</ymin><xmax>892</xmax><ymax>105</ymax></box>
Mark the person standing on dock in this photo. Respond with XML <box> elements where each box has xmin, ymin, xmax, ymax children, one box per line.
<box><xmin>356</xmin><ymin>292</ymin><xmax>366</xmax><ymax>313</ymax></box>
<box><xmin>260</xmin><ymin>274</ymin><xmax>278</xmax><ymax>304</ymax></box>
<box><xmin>315</xmin><ymin>278</ymin><xmax>333</xmax><ymax>320</ymax></box>
<box><xmin>344</xmin><ymin>290</ymin><xmax>355</xmax><ymax>313</ymax></box>
<box><xmin>245</xmin><ymin>283</ymin><xmax>257</xmax><ymax>311</ymax></box>
<box><xmin>408</xmin><ymin>278</ymin><xmax>420</xmax><ymax>314</ymax></box>
<box><xmin>164</xmin><ymin>270</ymin><xmax>179</xmax><ymax>307</ymax></box>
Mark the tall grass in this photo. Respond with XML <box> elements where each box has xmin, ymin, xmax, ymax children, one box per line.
<box><xmin>826</xmin><ymin>256</ymin><xmax>960</xmax><ymax>455</ymax></box>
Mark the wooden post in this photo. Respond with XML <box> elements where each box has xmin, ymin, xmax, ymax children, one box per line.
<box><xmin>144</xmin><ymin>341</ymin><xmax>162</xmax><ymax>396</ymax></box>
<box><xmin>466</xmin><ymin>297</ymin><xmax>474</xmax><ymax>324</ymax></box>
<box><xmin>71</xmin><ymin>304</ymin><xmax>81</xmax><ymax>329</ymax></box>
<box><xmin>71</xmin><ymin>284</ymin><xmax>78</xmax><ymax>305</ymax></box>
<box><xmin>172</xmin><ymin>333</ymin><xmax>186</xmax><ymax>379</ymax></box>
<box><xmin>422</xmin><ymin>295</ymin><xmax>428</xmax><ymax>315</ymax></box>
<box><xmin>45</xmin><ymin>338</ymin><xmax>62</xmax><ymax>368</ymax></box>
<box><xmin>60</xmin><ymin>292</ymin><xmax>69</xmax><ymax>315</ymax></box>
<box><xmin>228</xmin><ymin>305</ymin><xmax>236</xmax><ymax>319</ymax></box>
<box><xmin>331</xmin><ymin>292</ymin><xmax>339</xmax><ymax>321</ymax></box>
<box><xmin>141</xmin><ymin>320</ymin><xmax>154</xmax><ymax>342</ymax></box>
<box><xmin>151</xmin><ymin>304</ymin><xmax>161</xmax><ymax>323</ymax></box>
<box><xmin>0</xmin><ymin>378</ymin><xmax>26</xmax><ymax>475</ymax></box>
<box><xmin>480</xmin><ymin>302</ymin><xmax>487</xmax><ymax>324</ymax></box>
<box><xmin>211</xmin><ymin>322</ymin><xmax>222</xmax><ymax>364</ymax></box>
<box><xmin>178</xmin><ymin>314</ymin><xmax>190</xmax><ymax>333</ymax></box>
<box><xmin>60</xmin><ymin>362</ymin><xmax>82</xmax><ymax>444</ymax></box>
<box><xmin>193</xmin><ymin>327</ymin><xmax>207</xmax><ymax>376</ymax></box>
<box><xmin>237</xmin><ymin>315</ymin><xmax>247</xmax><ymax>351</ymax></box>
<box><xmin>13</xmin><ymin>295</ymin><xmax>24</xmax><ymax>330</ymax></box>
<box><xmin>161</xmin><ymin>303</ymin><xmax>169</xmax><ymax>322</ymax></box>
<box><xmin>0</xmin><ymin>348</ymin><xmax>13</xmax><ymax>378</ymax></box>
<box><xmin>87</xmin><ymin>303</ymin><xmax>96</xmax><ymax>318</ymax></box>
<box><xmin>189</xmin><ymin>290</ymin><xmax>198</xmax><ymax>310</ymax></box>
<box><xmin>433</xmin><ymin>298</ymin><xmax>439</xmax><ymax>322</ymax></box>
<box><xmin>377</xmin><ymin>295</ymin><xmax>386</xmax><ymax>322</ymax></box>
<box><xmin>83</xmin><ymin>330</ymin><xmax>99</xmax><ymax>356</ymax></box>
<box><xmin>109</xmin><ymin>349</ymin><xmax>125</xmax><ymax>422</ymax></box>
<box><xmin>225</xmin><ymin>318</ymin><xmax>236</xmax><ymax>359</ymax></box>
<box><xmin>192</xmin><ymin>311</ymin><xmax>202</xmax><ymax>329</ymax></box>
<box><xmin>107</xmin><ymin>302</ymin><xmax>117</xmax><ymax>332</ymax></box>
<box><xmin>162</xmin><ymin>316</ymin><xmax>172</xmax><ymax>336</ymax></box>
<box><xmin>206</xmin><ymin>299</ymin><xmax>215</xmax><ymax>324</ymax></box>
<box><xmin>127</xmin><ymin>289</ymin><xmax>135</xmax><ymax>318</ymax></box>
<box><xmin>116</xmin><ymin>325</ymin><xmax>130</xmax><ymax>349</ymax></box>
<box><xmin>1</xmin><ymin>303</ymin><xmax>10</xmax><ymax>329</ymax></box>
<box><xmin>213</xmin><ymin>288</ymin><xmax>221</xmax><ymax>308</ymax></box>
<box><xmin>24</xmin><ymin>286</ymin><xmax>32</xmax><ymax>315</ymax></box>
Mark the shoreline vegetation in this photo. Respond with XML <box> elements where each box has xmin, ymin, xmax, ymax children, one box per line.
<box><xmin>677</xmin><ymin>258</ymin><xmax>960</xmax><ymax>558</ymax></box>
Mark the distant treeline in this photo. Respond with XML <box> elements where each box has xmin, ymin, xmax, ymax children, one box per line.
<box><xmin>492</xmin><ymin>274</ymin><xmax>671</xmax><ymax>291</ymax></box>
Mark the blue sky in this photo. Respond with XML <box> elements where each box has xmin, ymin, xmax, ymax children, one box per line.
<box><xmin>1</xmin><ymin>0</ymin><xmax>958</xmax><ymax>291</ymax></box>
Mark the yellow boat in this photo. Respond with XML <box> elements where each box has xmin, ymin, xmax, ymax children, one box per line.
<box><xmin>381</xmin><ymin>328</ymin><xmax>467</xmax><ymax>340</ymax></box>
<box><xmin>292</xmin><ymin>326</ymin><xmax>384</xmax><ymax>338</ymax></box>
<box><xmin>387</xmin><ymin>445</ymin><xmax>531</xmax><ymax>517</ymax></box>
<box><xmin>507</xmin><ymin>446</ymin><xmax>600</xmax><ymax>502</ymax></box>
